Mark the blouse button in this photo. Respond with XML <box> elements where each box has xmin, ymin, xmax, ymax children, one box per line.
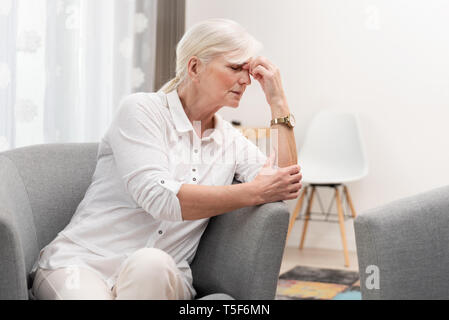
<box><xmin>158</xmin><ymin>230</ymin><xmax>163</xmax><ymax>235</ymax></box>
<box><xmin>192</xmin><ymin>168</ymin><xmax>196</xmax><ymax>172</ymax></box>
<box><xmin>160</xmin><ymin>180</ymin><xmax>164</xmax><ymax>184</ymax></box>
<box><xmin>193</xmin><ymin>178</ymin><xmax>197</xmax><ymax>182</ymax></box>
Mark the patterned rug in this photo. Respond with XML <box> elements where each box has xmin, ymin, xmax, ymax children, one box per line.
<box><xmin>276</xmin><ymin>266</ymin><xmax>361</xmax><ymax>300</ymax></box>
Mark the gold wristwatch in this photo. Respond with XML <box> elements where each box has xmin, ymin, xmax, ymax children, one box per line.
<box><xmin>270</xmin><ymin>114</ymin><xmax>296</xmax><ymax>128</ymax></box>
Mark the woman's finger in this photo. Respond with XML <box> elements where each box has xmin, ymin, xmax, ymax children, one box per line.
<box><xmin>289</xmin><ymin>172</ymin><xmax>302</xmax><ymax>184</ymax></box>
<box><xmin>285</xmin><ymin>164</ymin><xmax>301</xmax><ymax>175</ymax></box>
<box><xmin>249</xmin><ymin>56</ymin><xmax>274</xmax><ymax>73</ymax></box>
<box><xmin>251</xmin><ymin>65</ymin><xmax>271</xmax><ymax>81</ymax></box>
<box><xmin>286</xmin><ymin>188</ymin><xmax>302</xmax><ymax>200</ymax></box>
<box><xmin>288</xmin><ymin>181</ymin><xmax>302</xmax><ymax>193</ymax></box>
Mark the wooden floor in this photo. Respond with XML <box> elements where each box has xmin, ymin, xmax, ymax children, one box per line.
<box><xmin>279</xmin><ymin>246</ymin><xmax>359</xmax><ymax>275</ymax></box>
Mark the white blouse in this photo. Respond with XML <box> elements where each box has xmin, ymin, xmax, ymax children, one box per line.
<box><xmin>30</xmin><ymin>89</ymin><xmax>267</xmax><ymax>298</ymax></box>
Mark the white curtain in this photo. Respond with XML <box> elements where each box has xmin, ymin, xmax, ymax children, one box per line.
<box><xmin>0</xmin><ymin>0</ymin><xmax>157</xmax><ymax>150</ymax></box>
<box><xmin>0</xmin><ymin>0</ymin><xmax>17</xmax><ymax>151</ymax></box>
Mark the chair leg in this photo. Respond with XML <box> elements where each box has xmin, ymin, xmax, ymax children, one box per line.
<box><xmin>343</xmin><ymin>185</ymin><xmax>357</xmax><ymax>218</ymax></box>
<box><xmin>299</xmin><ymin>186</ymin><xmax>316</xmax><ymax>250</ymax></box>
<box><xmin>335</xmin><ymin>187</ymin><xmax>350</xmax><ymax>267</ymax></box>
<box><xmin>286</xmin><ymin>186</ymin><xmax>307</xmax><ymax>242</ymax></box>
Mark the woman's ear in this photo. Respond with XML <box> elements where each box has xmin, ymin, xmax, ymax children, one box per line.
<box><xmin>187</xmin><ymin>56</ymin><xmax>203</xmax><ymax>83</ymax></box>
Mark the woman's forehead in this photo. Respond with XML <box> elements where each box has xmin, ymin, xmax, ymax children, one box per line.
<box><xmin>220</xmin><ymin>55</ymin><xmax>251</xmax><ymax>65</ymax></box>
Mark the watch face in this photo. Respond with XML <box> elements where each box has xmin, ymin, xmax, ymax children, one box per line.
<box><xmin>289</xmin><ymin>114</ymin><xmax>296</xmax><ymax>127</ymax></box>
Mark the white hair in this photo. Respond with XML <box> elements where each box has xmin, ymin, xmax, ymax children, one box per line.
<box><xmin>158</xmin><ymin>18</ymin><xmax>262</xmax><ymax>93</ymax></box>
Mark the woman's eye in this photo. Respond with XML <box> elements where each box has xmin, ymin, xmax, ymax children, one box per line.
<box><xmin>230</xmin><ymin>66</ymin><xmax>242</xmax><ymax>71</ymax></box>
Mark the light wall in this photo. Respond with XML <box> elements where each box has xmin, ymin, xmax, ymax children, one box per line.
<box><xmin>186</xmin><ymin>0</ymin><xmax>449</xmax><ymax>252</ymax></box>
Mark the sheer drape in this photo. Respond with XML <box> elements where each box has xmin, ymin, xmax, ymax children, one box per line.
<box><xmin>43</xmin><ymin>0</ymin><xmax>158</xmax><ymax>143</ymax></box>
<box><xmin>0</xmin><ymin>0</ymin><xmax>17</xmax><ymax>151</ymax></box>
<box><xmin>0</xmin><ymin>0</ymin><xmax>160</xmax><ymax>150</ymax></box>
<box><xmin>1</xmin><ymin>0</ymin><xmax>185</xmax><ymax>150</ymax></box>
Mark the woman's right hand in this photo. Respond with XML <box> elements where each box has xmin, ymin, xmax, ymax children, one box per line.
<box><xmin>250</xmin><ymin>153</ymin><xmax>303</xmax><ymax>205</ymax></box>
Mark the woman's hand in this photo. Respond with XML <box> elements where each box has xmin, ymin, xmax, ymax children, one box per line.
<box><xmin>243</xmin><ymin>56</ymin><xmax>287</xmax><ymax>109</ymax></box>
<box><xmin>250</xmin><ymin>153</ymin><xmax>302</xmax><ymax>205</ymax></box>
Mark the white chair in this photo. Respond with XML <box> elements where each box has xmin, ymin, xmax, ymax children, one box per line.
<box><xmin>287</xmin><ymin>110</ymin><xmax>368</xmax><ymax>267</ymax></box>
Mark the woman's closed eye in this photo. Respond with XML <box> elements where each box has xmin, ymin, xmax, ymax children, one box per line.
<box><xmin>230</xmin><ymin>65</ymin><xmax>243</xmax><ymax>71</ymax></box>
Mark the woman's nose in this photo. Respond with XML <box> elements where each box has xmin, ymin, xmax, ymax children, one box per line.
<box><xmin>239</xmin><ymin>70</ymin><xmax>251</xmax><ymax>85</ymax></box>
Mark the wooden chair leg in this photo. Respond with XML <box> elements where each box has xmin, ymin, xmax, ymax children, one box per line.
<box><xmin>287</xmin><ymin>186</ymin><xmax>308</xmax><ymax>242</ymax></box>
<box><xmin>299</xmin><ymin>186</ymin><xmax>316</xmax><ymax>250</ymax></box>
<box><xmin>343</xmin><ymin>185</ymin><xmax>357</xmax><ymax>218</ymax></box>
<box><xmin>335</xmin><ymin>187</ymin><xmax>350</xmax><ymax>267</ymax></box>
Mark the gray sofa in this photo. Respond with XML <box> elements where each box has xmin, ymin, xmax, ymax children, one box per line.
<box><xmin>0</xmin><ymin>143</ymin><xmax>289</xmax><ymax>300</ymax></box>
<box><xmin>354</xmin><ymin>185</ymin><xmax>449</xmax><ymax>299</ymax></box>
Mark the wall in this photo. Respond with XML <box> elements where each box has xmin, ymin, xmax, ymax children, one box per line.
<box><xmin>186</xmin><ymin>0</ymin><xmax>449</xmax><ymax>252</ymax></box>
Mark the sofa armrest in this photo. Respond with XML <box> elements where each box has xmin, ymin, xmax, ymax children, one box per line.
<box><xmin>354</xmin><ymin>185</ymin><xmax>449</xmax><ymax>300</ymax></box>
<box><xmin>191</xmin><ymin>201</ymin><xmax>289</xmax><ymax>300</ymax></box>
<box><xmin>0</xmin><ymin>155</ymin><xmax>36</xmax><ymax>300</ymax></box>
<box><xmin>0</xmin><ymin>207</ymin><xmax>29</xmax><ymax>300</ymax></box>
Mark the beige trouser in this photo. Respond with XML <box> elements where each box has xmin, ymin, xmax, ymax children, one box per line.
<box><xmin>31</xmin><ymin>248</ymin><xmax>191</xmax><ymax>300</ymax></box>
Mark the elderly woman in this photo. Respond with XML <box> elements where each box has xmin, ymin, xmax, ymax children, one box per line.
<box><xmin>30</xmin><ymin>18</ymin><xmax>302</xmax><ymax>300</ymax></box>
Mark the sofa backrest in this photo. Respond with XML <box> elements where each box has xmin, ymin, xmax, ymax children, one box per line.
<box><xmin>0</xmin><ymin>143</ymin><xmax>98</xmax><ymax>278</ymax></box>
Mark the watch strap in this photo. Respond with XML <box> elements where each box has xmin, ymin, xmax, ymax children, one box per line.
<box><xmin>271</xmin><ymin>116</ymin><xmax>289</xmax><ymax>126</ymax></box>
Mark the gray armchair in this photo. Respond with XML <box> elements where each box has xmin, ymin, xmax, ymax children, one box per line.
<box><xmin>0</xmin><ymin>143</ymin><xmax>289</xmax><ymax>300</ymax></box>
<box><xmin>354</xmin><ymin>185</ymin><xmax>449</xmax><ymax>299</ymax></box>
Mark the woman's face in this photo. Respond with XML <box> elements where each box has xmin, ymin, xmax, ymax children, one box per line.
<box><xmin>197</xmin><ymin>55</ymin><xmax>252</xmax><ymax>108</ymax></box>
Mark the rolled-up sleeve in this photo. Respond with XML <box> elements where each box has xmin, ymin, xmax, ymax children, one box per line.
<box><xmin>106</xmin><ymin>93</ymin><xmax>184</xmax><ymax>221</ymax></box>
<box><xmin>233</xmin><ymin>132</ymin><xmax>268</xmax><ymax>183</ymax></box>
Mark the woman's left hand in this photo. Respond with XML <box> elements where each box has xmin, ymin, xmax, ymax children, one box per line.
<box><xmin>243</xmin><ymin>56</ymin><xmax>287</xmax><ymax>109</ymax></box>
